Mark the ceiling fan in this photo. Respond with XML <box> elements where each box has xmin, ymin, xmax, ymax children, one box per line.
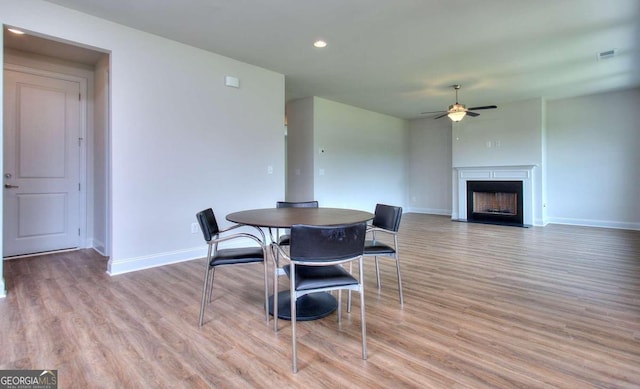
<box><xmin>421</xmin><ymin>85</ymin><xmax>497</xmax><ymax>122</ymax></box>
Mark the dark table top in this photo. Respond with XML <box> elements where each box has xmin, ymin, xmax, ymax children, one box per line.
<box><xmin>226</xmin><ymin>207</ymin><xmax>373</xmax><ymax>228</ymax></box>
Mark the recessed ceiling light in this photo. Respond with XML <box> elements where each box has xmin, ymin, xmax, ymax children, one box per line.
<box><xmin>7</xmin><ymin>28</ymin><xmax>25</xmax><ymax>35</ymax></box>
<box><xmin>313</xmin><ymin>40</ymin><xmax>327</xmax><ymax>48</ymax></box>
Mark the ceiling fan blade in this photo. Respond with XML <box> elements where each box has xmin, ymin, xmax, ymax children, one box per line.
<box><xmin>466</xmin><ymin>105</ymin><xmax>497</xmax><ymax>111</ymax></box>
<box><xmin>433</xmin><ymin>113</ymin><xmax>449</xmax><ymax>119</ymax></box>
<box><xmin>421</xmin><ymin>110</ymin><xmax>446</xmax><ymax>115</ymax></box>
<box><xmin>466</xmin><ymin>111</ymin><xmax>480</xmax><ymax>117</ymax></box>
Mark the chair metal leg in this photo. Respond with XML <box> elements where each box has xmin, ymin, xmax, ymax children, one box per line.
<box><xmin>199</xmin><ymin>246</ymin><xmax>213</xmax><ymax>327</ymax></box>
<box><xmin>375</xmin><ymin>257</ymin><xmax>381</xmax><ymax>288</ymax></box>
<box><xmin>395</xmin><ymin>254</ymin><xmax>404</xmax><ymax>305</ymax></box>
<box><xmin>272</xmin><ymin>243</ymin><xmax>279</xmax><ymax>332</ymax></box>
<box><xmin>337</xmin><ymin>290</ymin><xmax>342</xmax><ymax>323</ymax></box>
<box><xmin>199</xmin><ymin>266</ymin><xmax>212</xmax><ymax>327</ymax></box>
<box><xmin>347</xmin><ymin>262</ymin><xmax>353</xmax><ymax>313</ymax></box>
<box><xmin>207</xmin><ymin>268</ymin><xmax>216</xmax><ymax>303</ymax></box>
<box><xmin>359</xmin><ymin>258</ymin><xmax>367</xmax><ymax>360</ymax></box>
<box><xmin>394</xmin><ymin>235</ymin><xmax>404</xmax><ymax>305</ymax></box>
<box><xmin>290</xmin><ymin>266</ymin><xmax>298</xmax><ymax>373</ymax></box>
<box><xmin>262</xmin><ymin>254</ymin><xmax>269</xmax><ymax>324</ymax></box>
<box><xmin>361</xmin><ymin>289</ymin><xmax>367</xmax><ymax>360</ymax></box>
<box><xmin>274</xmin><ymin>267</ymin><xmax>279</xmax><ymax>331</ymax></box>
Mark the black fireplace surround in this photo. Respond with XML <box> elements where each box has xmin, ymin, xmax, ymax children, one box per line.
<box><xmin>466</xmin><ymin>180</ymin><xmax>524</xmax><ymax>226</ymax></box>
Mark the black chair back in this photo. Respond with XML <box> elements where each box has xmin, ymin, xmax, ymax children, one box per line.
<box><xmin>290</xmin><ymin>223</ymin><xmax>366</xmax><ymax>262</ymax></box>
<box><xmin>372</xmin><ymin>204</ymin><xmax>402</xmax><ymax>232</ymax></box>
<box><xmin>277</xmin><ymin>201</ymin><xmax>319</xmax><ymax>208</ymax></box>
<box><xmin>196</xmin><ymin>208</ymin><xmax>220</xmax><ymax>242</ymax></box>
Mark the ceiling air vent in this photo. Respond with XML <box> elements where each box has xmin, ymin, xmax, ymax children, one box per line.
<box><xmin>597</xmin><ymin>49</ymin><xmax>617</xmax><ymax>61</ymax></box>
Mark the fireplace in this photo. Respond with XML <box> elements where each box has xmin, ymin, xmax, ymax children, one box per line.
<box><xmin>454</xmin><ymin>165</ymin><xmax>536</xmax><ymax>226</ymax></box>
<box><xmin>466</xmin><ymin>180</ymin><xmax>524</xmax><ymax>225</ymax></box>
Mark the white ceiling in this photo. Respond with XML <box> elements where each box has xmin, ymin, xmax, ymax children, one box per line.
<box><xmin>24</xmin><ymin>0</ymin><xmax>640</xmax><ymax>118</ymax></box>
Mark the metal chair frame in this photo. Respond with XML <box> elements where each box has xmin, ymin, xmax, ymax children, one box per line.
<box><xmin>366</xmin><ymin>224</ymin><xmax>403</xmax><ymax>305</ymax></box>
<box><xmin>197</xmin><ymin>210</ymin><xmax>269</xmax><ymax>327</ymax></box>
<box><xmin>269</xmin><ymin>200</ymin><xmax>318</xmax><ymax>331</ymax></box>
<box><xmin>348</xmin><ymin>204</ymin><xmax>403</xmax><ymax>311</ymax></box>
<box><xmin>274</xmin><ymin>223</ymin><xmax>367</xmax><ymax>373</ymax></box>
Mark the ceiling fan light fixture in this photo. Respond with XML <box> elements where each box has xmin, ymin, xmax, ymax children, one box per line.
<box><xmin>422</xmin><ymin>85</ymin><xmax>496</xmax><ymax>120</ymax></box>
<box><xmin>447</xmin><ymin>103</ymin><xmax>467</xmax><ymax>122</ymax></box>
<box><xmin>313</xmin><ymin>40</ymin><xmax>327</xmax><ymax>48</ymax></box>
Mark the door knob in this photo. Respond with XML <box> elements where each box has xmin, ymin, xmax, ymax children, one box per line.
<box><xmin>4</xmin><ymin>184</ymin><xmax>19</xmax><ymax>189</ymax></box>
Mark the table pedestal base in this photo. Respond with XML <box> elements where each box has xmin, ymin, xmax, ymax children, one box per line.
<box><xmin>268</xmin><ymin>291</ymin><xmax>337</xmax><ymax>321</ymax></box>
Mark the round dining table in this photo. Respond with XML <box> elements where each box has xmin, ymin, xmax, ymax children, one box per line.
<box><xmin>227</xmin><ymin>207</ymin><xmax>374</xmax><ymax>321</ymax></box>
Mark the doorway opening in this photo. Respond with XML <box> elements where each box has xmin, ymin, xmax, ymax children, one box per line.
<box><xmin>3</xmin><ymin>26</ymin><xmax>110</xmax><ymax>260</ymax></box>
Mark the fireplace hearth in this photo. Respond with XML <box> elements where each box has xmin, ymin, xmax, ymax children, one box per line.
<box><xmin>467</xmin><ymin>180</ymin><xmax>524</xmax><ymax>226</ymax></box>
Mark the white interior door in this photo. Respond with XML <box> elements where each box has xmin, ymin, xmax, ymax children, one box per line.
<box><xmin>3</xmin><ymin>69</ymin><xmax>81</xmax><ymax>257</ymax></box>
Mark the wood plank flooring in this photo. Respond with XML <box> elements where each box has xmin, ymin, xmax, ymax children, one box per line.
<box><xmin>1</xmin><ymin>214</ymin><xmax>639</xmax><ymax>388</ymax></box>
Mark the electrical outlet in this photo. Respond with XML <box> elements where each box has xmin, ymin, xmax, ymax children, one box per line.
<box><xmin>191</xmin><ymin>222</ymin><xmax>200</xmax><ymax>234</ymax></box>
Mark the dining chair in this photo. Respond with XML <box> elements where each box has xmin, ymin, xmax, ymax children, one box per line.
<box><xmin>364</xmin><ymin>203</ymin><xmax>404</xmax><ymax>304</ymax></box>
<box><xmin>273</xmin><ymin>200</ymin><xmax>319</xmax><ymax>246</ymax></box>
<box><xmin>270</xmin><ymin>200</ymin><xmax>318</xmax><ymax>330</ymax></box>
<box><xmin>349</xmin><ymin>203</ymin><xmax>404</xmax><ymax>310</ymax></box>
<box><xmin>274</xmin><ymin>222</ymin><xmax>367</xmax><ymax>373</ymax></box>
<box><xmin>196</xmin><ymin>208</ymin><xmax>269</xmax><ymax>327</ymax></box>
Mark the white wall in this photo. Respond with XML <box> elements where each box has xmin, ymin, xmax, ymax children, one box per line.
<box><xmin>452</xmin><ymin>98</ymin><xmax>544</xmax><ymax>168</ymax></box>
<box><xmin>546</xmin><ymin>88</ymin><xmax>640</xmax><ymax>229</ymax></box>
<box><xmin>286</xmin><ymin>97</ymin><xmax>407</xmax><ymax>211</ymax></box>
<box><xmin>406</xmin><ymin>117</ymin><xmax>452</xmax><ymax>214</ymax></box>
<box><xmin>1</xmin><ymin>1</ymin><xmax>285</xmax><ymax>275</ymax></box>
<box><xmin>285</xmin><ymin>97</ymin><xmax>314</xmax><ymax>201</ymax></box>
<box><xmin>313</xmin><ymin>97</ymin><xmax>407</xmax><ymax>211</ymax></box>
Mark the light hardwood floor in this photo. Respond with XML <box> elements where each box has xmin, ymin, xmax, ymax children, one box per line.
<box><xmin>1</xmin><ymin>214</ymin><xmax>639</xmax><ymax>388</ymax></box>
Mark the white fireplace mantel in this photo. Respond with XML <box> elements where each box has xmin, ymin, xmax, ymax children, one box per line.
<box><xmin>453</xmin><ymin>165</ymin><xmax>536</xmax><ymax>226</ymax></box>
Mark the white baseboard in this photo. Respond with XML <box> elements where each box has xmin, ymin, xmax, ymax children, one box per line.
<box><xmin>399</xmin><ymin>212</ymin><xmax>635</xmax><ymax>230</ymax></box>
<box><xmin>405</xmin><ymin>207</ymin><xmax>452</xmax><ymax>216</ymax></box>
<box><xmin>107</xmin><ymin>246</ymin><xmax>207</xmax><ymax>276</ymax></box>
<box><xmin>546</xmin><ymin>217</ymin><xmax>640</xmax><ymax>231</ymax></box>
<box><xmin>105</xmin><ymin>238</ymin><xmax>257</xmax><ymax>276</ymax></box>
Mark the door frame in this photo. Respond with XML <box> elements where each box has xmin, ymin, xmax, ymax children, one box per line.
<box><xmin>3</xmin><ymin>60</ymin><xmax>91</xmax><ymax>255</ymax></box>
